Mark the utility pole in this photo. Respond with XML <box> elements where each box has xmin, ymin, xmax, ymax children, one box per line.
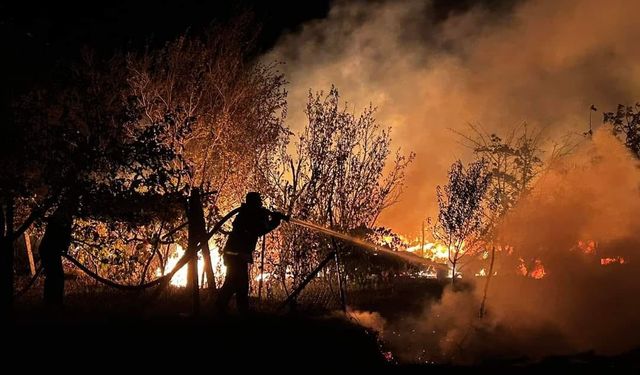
<box><xmin>587</xmin><ymin>104</ymin><xmax>597</xmax><ymax>137</ymax></box>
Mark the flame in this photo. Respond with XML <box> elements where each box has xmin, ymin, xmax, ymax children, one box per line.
<box><xmin>529</xmin><ymin>260</ymin><xmax>546</xmax><ymax>279</ymax></box>
<box><xmin>255</xmin><ymin>272</ymin><xmax>271</xmax><ymax>282</ymax></box>
<box><xmin>398</xmin><ymin>236</ymin><xmax>625</xmax><ymax>279</ymax></box>
<box><xmin>517</xmin><ymin>260</ymin><xmax>528</xmax><ymax>276</ymax></box>
<box><xmin>156</xmin><ymin>240</ymin><xmax>225</xmax><ymax>287</ymax></box>
<box><xmin>573</xmin><ymin>240</ymin><xmax>628</xmax><ymax>266</ymax></box>
<box><xmin>404</xmin><ymin>241</ymin><xmax>468</xmax><ymax>279</ymax></box>
<box><xmin>601</xmin><ymin>256</ymin><xmax>626</xmax><ymax>265</ymax></box>
<box><xmin>576</xmin><ymin>239</ymin><xmax>597</xmax><ymax>255</ymax></box>
<box><xmin>381</xmin><ymin>235</ymin><xmax>394</xmax><ymax>244</ymax></box>
<box><xmin>518</xmin><ymin>258</ymin><xmax>546</xmax><ymax>279</ymax></box>
<box><xmin>405</xmin><ymin>242</ymin><xmax>452</xmax><ymax>263</ymax></box>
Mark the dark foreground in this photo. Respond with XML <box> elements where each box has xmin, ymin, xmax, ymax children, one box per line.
<box><xmin>5</xmin><ymin>309</ymin><xmax>640</xmax><ymax>373</ymax></box>
<box><xmin>7</xmin><ymin>311</ymin><xmax>386</xmax><ymax>370</ymax></box>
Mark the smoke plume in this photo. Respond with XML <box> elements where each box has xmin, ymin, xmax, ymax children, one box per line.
<box><xmin>378</xmin><ymin>129</ymin><xmax>640</xmax><ymax>363</ymax></box>
<box><xmin>266</xmin><ymin>0</ymin><xmax>640</xmax><ymax>235</ymax></box>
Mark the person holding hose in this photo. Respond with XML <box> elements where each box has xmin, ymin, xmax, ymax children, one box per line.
<box><xmin>215</xmin><ymin>192</ymin><xmax>288</xmax><ymax>314</ymax></box>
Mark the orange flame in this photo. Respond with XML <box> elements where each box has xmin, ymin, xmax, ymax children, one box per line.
<box><xmin>577</xmin><ymin>240</ymin><xmax>597</xmax><ymax>255</ymax></box>
<box><xmin>529</xmin><ymin>259</ymin><xmax>546</xmax><ymax>279</ymax></box>
<box><xmin>518</xmin><ymin>258</ymin><xmax>546</xmax><ymax>279</ymax></box>
<box><xmin>600</xmin><ymin>256</ymin><xmax>626</xmax><ymax>265</ymax></box>
<box><xmin>155</xmin><ymin>240</ymin><xmax>225</xmax><ymax>287</ymax></box>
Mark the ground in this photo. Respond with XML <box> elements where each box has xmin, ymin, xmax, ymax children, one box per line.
<box><xmin>6</xmin><ymin>310</ymin><xmax>640</xmax><ymax>372</ymax></box>
<box><xmin>5</xmin><ymin>284</ymin><xmax>640</xmax><ymax>372</ymax></box>
<box><xmin>7</xmin><ymin>308</ymin><xmax>387</xmax><ymax>370</ymax></box>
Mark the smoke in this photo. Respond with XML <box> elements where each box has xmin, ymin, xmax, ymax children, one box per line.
<box><xmin>369</xmin><ymin>129</ymin><xmax>640</xmax><ymax>363</ymax></box>
<box><xmin>345</xmin><ymin>309</ymin><xmax>387</xmax><ymax>334</ymax></box>
<box><xmin>266</xmin><ymin>0</ymin><xmax>640</xmax><ymax>363</ymax></box>
<box><xmin>383</xmin><ymin>287</ymin><xmax>574</xmax><ymax>364</ymax></box>
<box><xmin>489</xmin><ymin>128</ymin><xmax>640</xmax><ymax>355</ymax></box>
<box><xmin>266</xmin><ymin>0</ymin><xmax>640</xmax><ymax>235</ymax></box>
<box><xmin>498</xmin><ymin>128</ymin><xmax>640</xmax><ymax>262</ymax></box>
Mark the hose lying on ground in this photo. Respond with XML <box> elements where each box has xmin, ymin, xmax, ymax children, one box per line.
<box><xmin>14</xmin><ymin>265</ymin><xmax>44</xmax><ymax>299</ymax></box>
<box><xmin>63</xmin><ymin>254</ymin><xmax>166</xmax><ymax>291</ymax></box>
<box><xmin>63</xmin><ymin>207</ymin><xmax>241</xmax><ymax>291</ymax></box>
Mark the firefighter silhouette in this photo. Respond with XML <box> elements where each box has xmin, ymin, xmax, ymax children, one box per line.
<box><xmin>38</xmin><ymin>193</ymin><xmax>77</xmax><ymax>305</ymax></box>
<box><xmin>215</xmin><ymin>192</ymin><xmax>287</xmax><ymax>313</ymax></box>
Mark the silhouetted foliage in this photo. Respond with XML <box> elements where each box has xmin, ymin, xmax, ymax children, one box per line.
<box><xmin>456</xmin><ymin>123</ymin><xmax>545</xmax><ymax>221</ymax></box>
<box><xmin>604</xmin><ymin>103</ymin><xmax>640</xmax><ymax>158</ymax></box>
<box><xmin>126</xmin><ymin>16</ymin><xmax>288</xmax><ymax>212</ymax></box>
<box><xmin>122</xmin><ymin>20</ymin><xmax>288</xmax><ymax>285</ymax></box>
<box><xmin>3</xmin><ymin>19</ymin><xmax>289</xmax><ymax>299</ymax></box>
<box><xmin>263</xmin><ymin>86</ymin><xmax>413</xmax><ymax>290</ymax></box>
<box><xmin>1</xmin><ymin>21</ymin><xmax>411</xmax><ymax>308</ymax></box>
<box><xmin>434</xmin><ymin>159</ymin><xmax>490</xmax><ymax>285</ymax></box>
<box><xmin>1</xmin><ymin>50</ymin><xmax>192</xmax><ymax>304</ymax></box>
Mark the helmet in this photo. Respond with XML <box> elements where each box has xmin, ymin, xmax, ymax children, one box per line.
<box><xmin>245</xmin><ymin>192</ymin><xmax>263</xmax><ymax>207</ymax></box>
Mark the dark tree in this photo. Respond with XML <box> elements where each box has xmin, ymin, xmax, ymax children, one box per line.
<box><xmin>4</xmin><ymin>50</ymin><xmax>191</xmax><ymax>306</ymax></box>
<box><xmin>263</xmin><ymin>87</ymin><xmax>412</xmax><ymax>291</ymax></box>
<box><xmin>434</xmin><ymin>159</ymin><xmax>490</xmax><ymax>285</ymax></box>
<box><xmin>604</xmin><ymin>103</ymin><xmax>640</xmax><ymax>158</ymax></box>
<box><xmin>456</xmin><ymin>123</ymin><xmax>544</xmax><ymax>218</ymax></box>
<box><xmin>125</xmin><ymin>20</ymin><xmax>288</xmax><ymax>287</ymax></box>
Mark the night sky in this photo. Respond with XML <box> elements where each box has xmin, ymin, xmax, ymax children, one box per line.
<box><xmin>0</xmin><ymin>1</ymin><xmax>514</xmax><ymax>91</ymax></box>
<box><xmin>0</xmin><ymin>1</ymin><xmax>327</xmax><ymax>94</ymax></box>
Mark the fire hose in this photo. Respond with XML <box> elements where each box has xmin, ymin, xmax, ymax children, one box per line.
<box><xmin>63</xmin><ymin>208</ymin><xmax>438</xmax><ymax>293</ymax></box>
<box><xmin>63</xmin><ymin>207</ymin><xmax>241</xmax><ymax>291</ymax></box>
<box><xmin>13</xmin><ymin>265</ymin><xmax>44</xmax><ymax>299</ymax></box>
<box><xmin>288</xmin><ymin>218</ymin><xmax>447</xmax><ymax>269</ymax></box>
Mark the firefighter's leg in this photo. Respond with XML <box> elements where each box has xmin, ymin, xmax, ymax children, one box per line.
<box><xmin>215</xmin><ymin>256</ymin><xmax>239</xmax><ymax>311</ymax></box>
<box><xmin>42</xmin><ymin>249</ymin><xmax>64</xmax><ymax>306</ymax></box>
<box><xmin>236</xmin><ymin>262</ymin><xmax>249</xmax><ymax>313</ymax></box>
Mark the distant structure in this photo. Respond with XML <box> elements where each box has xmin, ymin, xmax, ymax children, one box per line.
<box><xmin>585</xmin><ymin>104</ymin><xmax>598</xmax><ymax>137</ymax></box>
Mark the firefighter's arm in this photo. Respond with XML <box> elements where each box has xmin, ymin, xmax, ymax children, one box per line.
<box><xmin>257</xmin><ymin>210</ymin><xmax>288</xmax><ymax>236</ymax></box>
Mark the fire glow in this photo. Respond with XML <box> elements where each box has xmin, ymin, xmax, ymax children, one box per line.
<box><xmin>601</xmin><ymin>256</ymin><xmax>626</xmax><ymax>266</ymax></box>
<box><xmin>575</xmin><ymin>240</ymin><xmax>629</xmax><ymax>266</ymax></box>
<box><xmin>405</xmin><ymin>242</ymin><xmax>453</xmax><ymax>263</ymax></box>
<box><xmin>156</xmin><ymin>240</ymin><xmax>226</xmax><ymax>287</ymax></box>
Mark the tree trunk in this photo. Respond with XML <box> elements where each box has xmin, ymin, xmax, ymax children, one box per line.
<box><xmin>200</xmin><ymin>240</ymin><xmax>215</xmax><ymax>289</ymax></box>
<box><xmin>479</xmin><ymin>246</ymin><xmax>496</xmax><ymax>318</ymax></box>
<box><xmin>450</xmin><ymin>259</ymin><xmax>457</xmax><ymax>287</ymax></box>
<box><xmin>186</xmin><ymin>250</ymin><xmax>198</xmax><ymax>291</ymax></box>
<box><xmin>333</xmin><ymin>247</ymin><xmax>347</xmax><ymax>312</ymax></box>
<box><xmin>185</xmin><ymin>242</ymin><xmax>199</xmax><ymax>312</ymax></box>
<box><xmin>24</xmin><ymin>231</ymin><xmax>35</xmax><ymax>276</ymax></box>
<box><xmin>191</xmin><ymin>192</ymin><xmax>215</xmax><ymax>290</ymax></box>
<box><xmin>186</xmin><ymin>188</ymin><xmax>209</xmax><ymax>314</ymax></box>
<box><xmin>186</xmin><ymin>251</ymin><xmax>199</xmax><ymax>314</ymax></box>
<box><xmin>0</xmin><ymin>200</ymin><xmax>14</xmax><ymax>313</ymax></box>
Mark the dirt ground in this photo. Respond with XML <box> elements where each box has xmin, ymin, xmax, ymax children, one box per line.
<box><xmin>5</xmin><ymin>283</ymin><xmax>640</xmax><ymax>372</ymax></box>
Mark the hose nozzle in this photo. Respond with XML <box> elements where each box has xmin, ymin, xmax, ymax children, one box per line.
<box><xmin>273</xmin><ymin>211</ymin><xmax>290</xmax><ymax>222</ymax></box>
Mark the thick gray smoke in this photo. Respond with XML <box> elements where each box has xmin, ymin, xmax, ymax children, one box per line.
<box><xmin>266</xmin><ymin>0</ymin><xmax>640</xmax><ymax>235</ymax></box>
